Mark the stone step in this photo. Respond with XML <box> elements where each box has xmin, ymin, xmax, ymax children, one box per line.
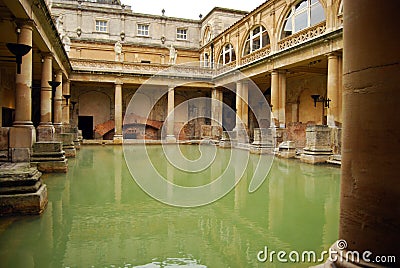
<box><xmin>0</xmin><ymin>180</ymin><xmax>42</xmax><ymax>195</ymax></box>
<box><xmin>0</xmin><ymin>170</ymin><xmax>41</xmax><ymax>187</ymax></box>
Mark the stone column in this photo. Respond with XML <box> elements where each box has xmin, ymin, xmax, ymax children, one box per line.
<box><xmin>235</xmin><ymin>81</ymin><xmax>243</xmax><ymax>129</ymax></box>
<box><xmin>211</xmin><ymin>88</ymin><xmax>223</xmax><ymax>126</ymax></box>
<box><xmin>166</xmin><ymin>86</ymin><xmax>176</xmax><ymax>142</ymax></box>
<box><xmin>53</xmin><ymin>71</ymin><xmax>63</xmax><ymax>133</ymax></box>
<box><xmin>241</xmin><ymin>81</ymin><xmax>249</xmax><ymax>130</ymax></box>
<box><xmin>270</xmin><ymin>70</ymin><xmax>279</xmax><ymax>127</ymax></box>
<box><xmin>278</xmin><ymin>71</ymin><xmax>286</xmax><ymax>128</ymax></box>
<box><xmin>113</xmin><ymin>82</ymin><xmax>123</xmax><ymax>144</ymax></box>
<box><xmin>62</xmin><ymin>79</ymin><xmax>70</xmax><ymax>126</ymax></box>
<box><xmin>327</xmin><ymin>54</ymin><xmax>339</xmax><ymax>127</ymax></box>
<box><xmin>331</xmin><ymin>0</ymin><xmax>400</xmax><ymax>266</ymax></box>
<box><xmin>36</xmin><ymin>53</ymin><xmax>55</xmax><ymax>141</ymax></box>
<box><xmin>9</xmin><ymin>22</ymin><xmax>36</xmax><ymax>162</ymax></box>
<box><xmin>211</xmin><ymin>87</ymin><xmax>223</xmax><ymax>140</ymax></box>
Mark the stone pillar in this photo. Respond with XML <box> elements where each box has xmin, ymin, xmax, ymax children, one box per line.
<box><xmin>36</xmin><ymin>53</ymin><xmax>55</xmax><ymax>141</ymax></box>
<box><xmin>53</xmin><ymin>71</ymin><xmax>63</xmax><ymax>133</ymax></box>
<box><xmin>235</xmin><ymin>81</ymin><xmax>242</xmax><ymax>129</ymax></box>
<box><xmin>113</xmin><ymin>82</ymin><xmax>123</xmax><ymax>144</ymax></box>
<box><xmin>166</xmin><ymin>86</ymin><xmax>176</xmax><ymax>142</ymax></box>
<box><xmin>270</xmin><ymin>70</ymin><xmax>279</xmax><ymax>127</ymax></box>
<box><xmin>211</xmin><ymin>88</ymin><xmax>223</xmax><ymax>126</ymax></box>
<box><xmin>327</xmin><ymin>54</ymin><xmax>339</xmax><ymax>127</ymax></box>
<box><xmin>9</xmin><ymin>22</ymin><xmax>36</xmax><ymax>162</ymax></box>
<box><xmin>211</xmin><ymin>88</ymin><xmax>223</xmax><ymax>140</ymax></box>
<box><xmin>278</xmin><ymin>71</ymin><xmax>286</xmax><ymax>128</ymax></box>
<box><xmin>62</xmin><ymin>79</ymin><xmax>70</xmax><ymax>126</ymax></box>
<box><xmin>330</xmin><ymin>0</ymin><xmax>400</xmax><ymax>266</ymax></box>
<box><xmin>241</xmin><ymin>81</ymin><xmax>249</xmax><ymax>130</ymax></box>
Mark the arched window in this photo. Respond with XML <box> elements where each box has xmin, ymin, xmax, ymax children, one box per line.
<box><xmin>281</xmin><ymin>0</ymin><xmax>325</xmax><ymax>39</ymax></box>
<box><xmin>243</xmin><ymin>25</ymin><xmax>270</xmax><ymax>56</ymax></box>
<box><xmin>218</xmin><ymin>43</ymin><xmax>236</xmax><ymax>65</ymax></box>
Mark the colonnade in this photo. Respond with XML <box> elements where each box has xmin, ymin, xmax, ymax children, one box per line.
<box><xmin>8</xmin><ymin>21</ymin><xmax>72</xmax><ymax>162</ymax></box>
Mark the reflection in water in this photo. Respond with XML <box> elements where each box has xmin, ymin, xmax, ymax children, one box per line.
<box><xmin>0</xmin><ymin>146</ymin><xmax>340</xmax><ymax>267</ymax></box>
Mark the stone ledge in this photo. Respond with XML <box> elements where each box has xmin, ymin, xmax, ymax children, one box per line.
<box><xmin>0</xmin><ymin>184</ymin><xmax>48</xmax><ymax>216</ymax></box>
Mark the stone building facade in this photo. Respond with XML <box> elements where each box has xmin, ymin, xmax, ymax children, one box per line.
<box><xmin>43</xmin><ymin>0</ymin><xmax>344</xmax><ymax>150</ymax></box>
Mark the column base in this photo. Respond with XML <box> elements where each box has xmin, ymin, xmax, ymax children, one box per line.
<box><xmin>165</xmin><ymin>135</ymin><xmax>176</xmax><ymax>143</ymax></box>
<box><xmin>53</xmin><ymin>123</ymin><xmax>63</xmax><ymax>134</ymax></box>
<box><xmin>113</xmin><ymin>135</ymin><xmax>123</xmax><ymax>144</ymax></box>
<box><xmin>9</xmin><ymin>125</ymin><xmax>36</xmax><ymax>162</ymax></box>
<box><xmin>56</xmin><ymin>133</ymin><xmax>76</xmax><ymax>158</ymax></box>
<box><xmin>31</xmin><ymin>142</ymin><xmax>68</xmax><ymax>173</ymax></box>
<box><xmin>0</xmin><ymin>163</ymin><xmax>48</xmax><ymax>216</ymax></box>
<box><xmin>36</xmin><ymin>124</ymin><xmax>55</xmax><ymax>142</ymax></box>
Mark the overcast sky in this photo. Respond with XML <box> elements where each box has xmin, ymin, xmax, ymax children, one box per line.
<box><xmin>120</xmin><ymin>0</ymin><xmax>266</xmax><ymax>20</ymax></box>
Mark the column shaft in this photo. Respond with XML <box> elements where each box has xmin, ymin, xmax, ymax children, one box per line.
<box><xmin>211</xmin><ymin>88</ymin><xmax>223</xmax><ymax>126</ymax></box>
<box><xmin>270</xmin><ymin>71</ymin><xmax>279</xmax><ymax>127</ymax></box>
<box><xmin>327</xmin><ymin>54</ymin><xmax>339</xmax><ymax>127</ymax></box>
<box><xmin>14</xmin><ymin>23</ymin><xmax>33</xmax><ymax>125</ymax></box>
<box><xmin>53</xmin><ymin>71</ymin><xmax>63</xmax><ymax>130</ymax></box>
<box><xmin>241</xmin><ymin>81</ymin><xmax>249</xmax><ymax>130</ymax></box>
<box><xmin>339</xmin><ymin>0</ymin><xmax>400</xmax><ymax>263</ymax></box>
<box><xmin>62</xmin><ymin>80</ymin><xmax>70</xmax><ymax>125</ymax></box>
<box><xmin>278</xmin><ymin>71</ymin><xmax>286</xmax><ymax>128</ymax></box>
<box><xmin>166</xmin><ymin>86</ymin><xmax>176</xmax><ymax>141</ymax></box>
<box><xmin>114</xmin><ymin>83</ymin><xmax>123</xmax><ymax>143</ymax></box>
<box><xmin>235</xmin><ymin>81</ymin><xmax>243</xmax><ymax>129</ymax></box>
<box><xmin>40</xmin><ymin>54</ymin><xmax>53</xmax><ymax>124</ymax></box>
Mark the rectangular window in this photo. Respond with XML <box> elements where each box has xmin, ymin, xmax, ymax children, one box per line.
<box><xmin>137</xmin><ymin>24</ymin><xmax>149</xmax><ymax>36</ymax></box>
<box><xmin>176</xmin><ymin>28</ymin><xmax>187</xmax><ymax>40</ymax></box>
<box><xmin>95</xmin><ymin>20</ymin><xmax>107</xmax><ymax>32</ymax></box>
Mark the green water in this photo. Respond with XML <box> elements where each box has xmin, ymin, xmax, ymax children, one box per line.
<box><xmin>0</xmin><ymin>145</ymin><xmax>340</xmax><ymax>267</ymax></box>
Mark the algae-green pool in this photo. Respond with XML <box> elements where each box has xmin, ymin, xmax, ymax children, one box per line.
<box><xmin>0</xmin><ymin>145</ymin><xmax>340</xmax><ymax>267</ymax></box>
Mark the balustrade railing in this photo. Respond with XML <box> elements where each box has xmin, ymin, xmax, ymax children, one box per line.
<box><xmin>240</xmin><ymin>45</ymin><xmax>271</xmax><ymax>65</ymax></box>
<box><xmin>278</xmin><ymin>22</ymin><xmax>326</xmax><ymax>51</ymax></box>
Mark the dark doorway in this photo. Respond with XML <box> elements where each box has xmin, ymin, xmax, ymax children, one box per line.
<box><xmin>78</xmin><ymin>116</ymin><xmax>94</xmax><ymax>139</ymax></box>
<box><xmin>2</xmin><ymin>107</ymin><xmax>15</xmax><ymax>127</ymax></box>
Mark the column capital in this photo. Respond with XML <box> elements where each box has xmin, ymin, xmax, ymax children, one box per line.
<box><xmin>114</xmin><ymin>81</ymin><xmax>123</xmax><ymax>86</ymax></box>
<box><xmin>41</xmin><ymin>52</ymin><xmax>53</xmax><ymax>60</ymax></box>
<box><xmin>15</xmin><ymin>19</ymin><xmax>35</xmax><ymax>29</ymax></box>
<box><xmin>326</xmin><ymin>52</ymin><xmax>341</xmax><ymax>59</ymax></box>
<box><xmin>168</xmin><ymin>85</ymin><xmax>175</xmax><ymax>91</ymax></box>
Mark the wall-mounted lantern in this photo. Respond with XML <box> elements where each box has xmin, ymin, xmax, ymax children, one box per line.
<box><xmin>311</xmin><ymin>94</ymin><xmax>331</xmax><ymax>108</ymax></box>
<box><xmin>63</xmin><ymin>94</ymin><xmax>71</xmax><ymax>105</ymax></box>
<box><xmin>6</xmin><ymin>43</ymin><xmax>32</xmax><ymax>74</ymax></box>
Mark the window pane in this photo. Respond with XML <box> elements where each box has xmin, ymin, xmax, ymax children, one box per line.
<box><xmin>252</xmin><ymin>36</ymin><xmax>261</xmax><ymax>50</ymax></box>
<box><xmin>224</xmin><ymin>52</ymin><xmax>230</xmax><ymax>64</ymax></box>
<box><xmin>253</xmin><ymin>26</ymin><xmax>260</xmax><ymax>35</ymax></box>
<box><xmin>310</xmin><ymin>4</ymin><xmax>325</xmax><ymax>25</ymax></box>
<box><xmin>295</xmin><ymin>0</ymin><xmax>308</xmax><ymax>13</ymax></box>
<box><xmin>294</xmin><ymin>11</ymin><xmax>307</xmax><ymax>32</ymax></box>
<box><xmin>262</xmin><ymin>31</ymin><xmax>270</xmax><ymax>46</ymax></box>
<box><xmin>244</xmin><ymin>41</ymin><xmax>250</xmax><ymax>55</ymax></box>
<box><xmin>311</xmin><ymin>0</ymin><xmax>319</xmax><ymax>4</ymax></box>
<box><xmin>231</xmin><ymin>50</ymin><xmax>236</xmax><ymax>61</ymax></box>
<box><xmin>225</xmin><ymin>44</ymin><xmax>230</xmax><ymax>50</ymax></box>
